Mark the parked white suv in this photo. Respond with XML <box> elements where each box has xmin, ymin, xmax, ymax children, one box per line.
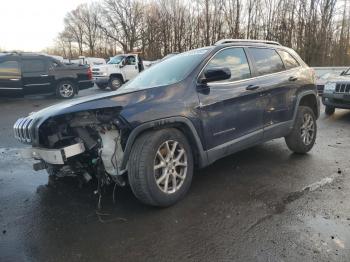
<box><xmin>92</xmin><ymin>54</ymin><xmax>143</xmax><ymax>90</ymax></box>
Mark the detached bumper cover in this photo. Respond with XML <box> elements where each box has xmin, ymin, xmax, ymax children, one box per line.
<box><xmin>21</xmin><ymin>142</ymin><xmax>85</xmax><ymax>165</ymax></box>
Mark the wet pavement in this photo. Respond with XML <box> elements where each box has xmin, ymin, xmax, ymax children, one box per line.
<box><xmin>0</xmin><ymin>89</ymin><xmax>350</xmax><ymax>262</ymax></box>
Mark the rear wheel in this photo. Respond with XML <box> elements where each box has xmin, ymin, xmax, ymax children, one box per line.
<box><xmin>109</xmin><ymin>77</ymin><xmax>123</xmax><ymax>91</ymax></box>
<box><xmin>56</xmin><ymin>80</ymin><xmax>76</xmax><ymax>99</ymax></box>
<box><xmin>128</xmin><ymin>128</ymin><xmax>193</xmax><ymax>207</ymax></box>
<box><xmin>325</xmin><ymin>106</ymin><xmax>335</xmax><ymax>115</ymax></box>
<box><xmin>285</xmin><ymin>106</ymin><xmax>317</xmax><ymax>154</ymax></box>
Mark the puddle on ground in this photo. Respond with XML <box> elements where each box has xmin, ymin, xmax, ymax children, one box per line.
<box><xmin>305</xmin><ymin>215</ymin><xmax>350</xmax><ymax>251</ymax></box>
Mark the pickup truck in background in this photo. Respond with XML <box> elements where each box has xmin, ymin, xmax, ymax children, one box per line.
<box><xmin>0</xmin><ymin>52</ymin><xmax>94</xmax><ymax>99</ymax></box>
<box><xmin>92</xmin><ymin>53</ymin><xmax>144</xmax><ymax>90</ymax></box>
<box><xmin>64</xmin><ymin>56</ymin><xmax>106</xmax><ymax>68</ymax></box>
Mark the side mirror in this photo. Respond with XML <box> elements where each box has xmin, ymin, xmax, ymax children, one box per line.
<box><xmin>199</xmin><ymin>67</ymin><xmax>231</xmax><ymax>84</ymax></box>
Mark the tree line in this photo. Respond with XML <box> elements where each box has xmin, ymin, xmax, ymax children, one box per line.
<box><xmin>45</xmin><ymin>0</ymin><xmax>350</xmax><ymax>66</ymax></box>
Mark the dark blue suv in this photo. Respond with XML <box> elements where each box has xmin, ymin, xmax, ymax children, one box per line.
<box><xmin>14</xmin><ymin>39</ymin><xmax>320</xmax><ymax>206</ymax></box>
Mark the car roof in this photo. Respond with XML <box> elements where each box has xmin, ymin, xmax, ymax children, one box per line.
<box><xmin>0</xmin><ymin>51</ymin><xmax>53</xmax><ymax>58</ymax></box>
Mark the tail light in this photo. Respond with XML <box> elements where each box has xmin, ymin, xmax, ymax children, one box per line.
<box><xmin>87</xmin><ymin>67</ymin><xmax>92</xmax><ymax>80</ymax></box>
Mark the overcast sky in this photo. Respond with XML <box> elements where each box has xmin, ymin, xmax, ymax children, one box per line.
<box><xmin>0</xmin><ymin>0</ymin><xmax>95</xmax><ymax>52</ymax></box>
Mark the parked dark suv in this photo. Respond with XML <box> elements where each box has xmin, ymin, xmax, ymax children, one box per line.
<box><xmin>322</xmin><ymin>67</ymin><xmax>350</xmax><ymax>115</ymax></box>
<box><xmin>0</xmin><ymin>52</ymin><xmax>93</xmax><ymax>99</ymax></box>
<box><xmin>14</xmin><ymin>39</ymin><xmax>319</xmax><ymax>207</ymax></box>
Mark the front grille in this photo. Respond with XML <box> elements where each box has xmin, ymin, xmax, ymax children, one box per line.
<box><xmin>335</xmin><ymin>83</ymin><xmax>350</xmax><ymax>93</ymax></box>
<box><xmin>13</xmin><ymin>117</ymin><xmax>34</xmax><ymax>143</ymax></box>
<box><xmin>316</xmin><ymin>85</ymin><xmax>324</xmax><ymax>96</ymax></box>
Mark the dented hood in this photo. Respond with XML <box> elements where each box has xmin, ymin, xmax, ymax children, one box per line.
<box><xmin>29</xmin><ymin>88</ymin><xmax>146</xmax><ymax>124</ymax></box>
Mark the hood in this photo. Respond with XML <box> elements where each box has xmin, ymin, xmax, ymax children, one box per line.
<box><xmin>92</xmin><ymin>64</ymin><xmax>113</xmax><ymax>71</ymax></box>
<box><xmin>326</xmin><ymin>75</ymin><xmax>350</xmax><ymax>83</ymax></box>
<box><xmin>30</xmin><ymin>88</ymin><xmax>144</xmax><ymax>124</ymax></box>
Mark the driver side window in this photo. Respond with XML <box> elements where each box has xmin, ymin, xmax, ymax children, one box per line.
<box><xmin>125</xmin><ymin>56</ymin><xmax>136</xmax><ymax>65</ymax></box>
<box><xmin>205</xmin><ymin>48</ymin><xmax>251</xmax><ymax>83</ymax></box>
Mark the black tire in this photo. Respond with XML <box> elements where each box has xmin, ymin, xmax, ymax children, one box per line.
<box><xmin>56</xmin><ymin>80</ymin><xmax>76</xmax><ymax>99</ymax></box>
<box><xmin>128</xmin><ymin>128</ymin><xmax>194</xmax><ymax>207</ymax></box>
<box><xmin>109</xmin><ymin>77</ymin><xmax>123</xmax><ymax>91</ymax></box>
<box><xmin>325</xmin><ymin>106</ymin><xmax>335</xmax><ymax>115</ymax></box>
<box><xmin>285</xmin><ymin>106</ymin><xmax>317</xmax><ymax>154</ymax></box>
<box><xmin>96</xmin><ymin>84</ymin><xmax>108</xmax><ymax>90</ymax></box>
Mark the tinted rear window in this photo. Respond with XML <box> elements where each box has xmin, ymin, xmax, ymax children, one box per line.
<box><xmin>278</xmin><ymin>50</ymin><xmax>300</xmax><ymax>69</ymax></box>
<box><xmin>0</xmin><ymin>60</ymin><xmax>20</xmax><ymax>77</ymax></box>
<box><xmin>249</xmin><ymin>48</ymin><xmax>285</xmax><ymax>75</ymax></box>
<box><xmin>22</xmin><ymin>59</ymin><xmax>46</xmax><ymax>73</ymax></box>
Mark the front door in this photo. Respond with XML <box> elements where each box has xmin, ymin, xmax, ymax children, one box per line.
<box><xmin>0</xmin><ymin>59</ymin><xmax>23</xmax><ymax>97</ymax></box>
<box><xmin>122</xmin><ymin>55</ymin><xmax>139</xmax><ymax>81</ymax></box>
<box><xmin>197</xmin><ymin>47</ymin><xmax>265</xmax><ymax>150</ymax></box>
<box><xmin>22</xmin><ymin>58</ymin><xmax>51</xmax><ymax>95</ymax></box>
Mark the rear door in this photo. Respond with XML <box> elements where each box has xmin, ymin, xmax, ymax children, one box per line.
<box><xmin>22</xmin><ymin>57</ymin><xmax>51</xmax><ymax>95</ymax></box>
<box><xmin>0</xmin><ymin>58</ymin><xmax>23</xmax><ymax>96</ymax></box>
<box><xmin>197</xmin><ymin>47</ymin><xmax>265</xmax><ymax>150</ymax></box>
<box><xmin>247</xmin><ymin>47</ymin><xmax>298</xmax><ymax>139</ymax></box>
<box><xmin>122</xmin><ymin>55</ymin><xmax>139</xmax><ymax>81</ymax></box>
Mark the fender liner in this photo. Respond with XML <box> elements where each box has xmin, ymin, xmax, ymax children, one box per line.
<box><xmin>120</xmin><ymin>117</ymin><xmax>208</xmax><ymax>171</ymax></box>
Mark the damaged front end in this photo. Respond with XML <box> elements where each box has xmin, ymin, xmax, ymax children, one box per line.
<box><xmin>14</xmin><ymin>108</ymin><xmax>130</xmax><ymax>198</ymax></box>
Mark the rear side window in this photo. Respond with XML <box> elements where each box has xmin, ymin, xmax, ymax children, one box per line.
<box><xmin>205</xmin><ymin>47</ymin><xmax>251</xmax><ymax>82</ymax></box>
<box><xmin>278</xmin><ymin>50</ymin><xmax>300</xmax><ymax>69</ymax></box>
<box><xmin>22</xmin><ymin>59</ymin><xmax>46</xmax><ymax>73</ymax></box>
<box><xmin>0</xmin><ymin>60</ymin><xmax>20</xmax><ymax>77</ymax></box>
<box><xmin>249</xmin><ymin>48</ymin><xmax>285</xmax><ymax>75</ymax></box>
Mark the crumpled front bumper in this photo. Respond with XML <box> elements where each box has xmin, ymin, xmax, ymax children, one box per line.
<box><xmin>21</xmin><ymin>142</ymin><xmax>85</xmax><ymax>165</ymax></box>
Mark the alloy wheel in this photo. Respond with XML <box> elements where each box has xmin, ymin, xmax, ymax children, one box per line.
<box><xmin>59</xmin><ymin>83</ymin><xmax>74</xmax><ymax>98</ymax></box>
<box><xmin>154</xmin><ymin>140</ymin><xmax>188</xmax><ymax>194</ymax></box>
<box><xmin>300</xmin><ymin>113</ymin><xmax>315</xmax><ymax>145</ymax></box>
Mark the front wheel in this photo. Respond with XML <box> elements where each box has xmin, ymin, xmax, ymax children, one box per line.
<box><xmin>285</xmin><ymin>106</ymin><xmax>317</xmax><ymax>154</ymax></box>
<box><xmin>128</xmin><ymin>128</ymin><xmax>194</xmax><ymax>207</ymax></box>
<box><xmin>56</xmin><ymin>80</ymin><xmax>76</xmax><ymax>99</ymax></box>
<box><xmin>109</xmin><ymin>77</ymin><xmax>123</xmax><ymax>91</ymax></box>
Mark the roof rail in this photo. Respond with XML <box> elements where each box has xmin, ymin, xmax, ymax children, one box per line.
<box><xmin>215</xmin><ymin>39</ymin><xmax>281</xmax><ymax>46</ymax></box>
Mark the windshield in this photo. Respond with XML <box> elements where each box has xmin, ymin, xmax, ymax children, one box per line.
<box><xmin>120</xmin><ymin>47</ymin><xmax>212</xmax><ymax>91</ymax></box>
<box><xmin>108</xmin><ymin>55</ymin><xmax>125</xmax><ymax>64</ymax></box>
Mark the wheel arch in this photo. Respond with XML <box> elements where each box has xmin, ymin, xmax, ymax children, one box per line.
<box><xmin>120</xmin><ymin>117</ymin><xmax>208</xmax><ymax>171</ymax></box>
<box><xmin>293</xmin><ymin>91</ymin><xmax>320</xmax><ymax>121</ymax></box>
<box><xmin>110</xmin><ymin>73</ymin><xmax>124</xmax><ymax>83</ymax></box>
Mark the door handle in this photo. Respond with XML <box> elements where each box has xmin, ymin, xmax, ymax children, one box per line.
<box><xmin>246</xmin><ymin>84</ymin><xmax>260</xmax><ymax>91</ymax></box>
<box><xmin>40</xmin><ymin>74</ymin><xmax>48</xmax><ymax>77</ymax></box>
<box><xmin>289</xmin><ymin>76</ymin><xmax>298</xmax><ymax>81</ymax></box>
<box><xmin>9</xmin><ymin>78</ymin><xmax>20</xmax><ymax>81</ymax></box>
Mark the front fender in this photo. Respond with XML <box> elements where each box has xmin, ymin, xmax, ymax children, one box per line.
<box><xmin>120</xmin><ymin>116</ymin><xmax>208</xmax><ymax>170</ymax></box>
